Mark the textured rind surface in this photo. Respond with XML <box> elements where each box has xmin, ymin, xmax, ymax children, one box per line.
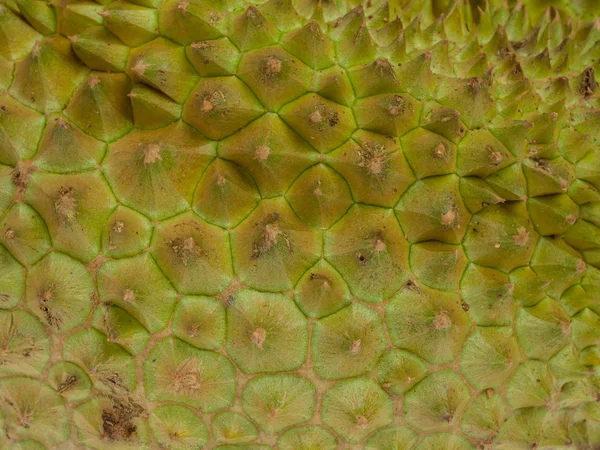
<box><xmin>1</xmin><ymin>0</ymin><xmax>600</xmax><ymax>448</ymax></box>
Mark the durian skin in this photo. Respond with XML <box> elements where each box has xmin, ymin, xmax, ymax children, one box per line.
<box><xmin>1</xmin><ymin>0</ymin><xmax>600</xmax><ymax>449</ymax></box>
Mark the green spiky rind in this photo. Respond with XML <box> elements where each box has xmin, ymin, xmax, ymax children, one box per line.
<box><xmin>1</xmin><ymin>0</ymin><xmax>600</xmax><ymax>448</ymax></box>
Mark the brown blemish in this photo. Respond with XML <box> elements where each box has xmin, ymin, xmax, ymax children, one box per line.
<box><xmin>200</xmin><ymin>91</ymin><xmax>225</xmax><ymax>114</ymax></box>
<box><xmin>531</xmin><ymin>157</ymin><xmax>552</xmax><ymax>174</ymax></box>
<box><xmin>254</xmin><ymin>145</ymin><xmax>271</xmax><ymax>162</ymax></box>
<box><xmin>512</xmin><ymin>227</ymin><xmax>530</xmax><ymax>247</ymax></box>
<box><xmin>123</xmin><ymin>289</ymin><xmax>136</xmax><ymax>303</ymax></box>
<box><xmin>260</xmin><ymin>56</ymin><xmax>282</xmax><ymax>80</ymax></box>
<box><xmin>250</xmin><ymin>328</ymin><xmax>267</xmax><ymax>349</ymax></box>
<box><xmin>355</xmin><ymin>415</ymin><xmax>368</xmax><ymax>428</ymax></box>
<box><xmin>468</xmin><ymin>77</ymin><xmax>485</xmax><ymax>95</ymax></box>
<box><xmin>131</xmin><ymin>59</ymin><xmax>148</xmax><ymax>77</ymax></box>
<box><xmin>576</xmin><ymin>259</ymin><xmax>587</xmax><ymax>272</ymax></box>
<box><xmin>177</xmin><ymin>0</ymin><xmax>189</xmax><ymax>13</ymax></box>
<box><xmin>309</xmin><ymin>273</ymin><xmax>329</xmax><ymax>288</ymax></box>
<box><xmin>108</xmin><ymin>221</ymin><xmax>125</xmax><ymax>250</ymax></box>
<box><xmin>142</xmin><ymin>144</ymin><xmax>162</xmax><ymax>164</ymax></box>
<box><xmin>4</xmin><ymin>229</ymin><xmax>14</xmax><ymax>240</ymax></box>
<box><xmin>432</xmin><ymin>309</ymin><xmax>452</xmax><ymax>330</ymax></box>
<box><xmin>487</xmin><ymin>146</ymin><xmax>504</xmax><ymax>165</ymax></box>
<box><xmin>357</xmin><ymin>142</ymin><xmax>389</xmax><ymax>179</ymax></box>
<box><xmin>308</xmin><ymin>105</ymin><xmax>339</xmax><ymax>130</ymax></box>
<box><xmin>55</xmin><ymin>187</ymin><xmax>78</xmax><ymax>226</ymax></box>
<box><xmin>349</xmin><ymin>339</ymin><xmax>361</xmax><ymax>355</ymax></box>
<box><xmin>565</xmin><ymin>215</ymin><xmax>576</xmax><ymax>225</ymax></box>
<box><xmin>440</xmin><ymin>206</ymin><xmax>458</xmax><ymax>228</ymax></box>
<box><xmin>101</xmin><ymin>399</ymin><xmax>143</xmax><ymax>441</ymax></box>
<box><xmin>57</xmin><ymin>375</ymin><xmax>78</xmax><ymax>394</ymax></box>
<box><xmin>375</xmin><ymin>58</ymin><xmax>397</xmax><ymax>80</ymax></box>
<box><xmin>373</xmin><ymin>233</ymin><xmax>386</xmax><ymax>253</ymax></box>
<box><xmin>170</xmin><ymin>358</ymin><xmax>203</xmax><ymax>394</ymax></box>
<box><xmin>433</xmin><ymin>142</ymin><xmax>448</xmax><ymax>159</ymax></box>
<box><xmin>580</xmin><ymin>67</ymin><xmax>597</xmax><ymax>98</ymax></box>
<box><xmin>170</xmin><ymin>237</ymin><xmax>204</xmax><ymax>267</ymax></box>
<box><xmin>38</xmin><ymin>286</ymin><xmax>62</xmax><ymax>329</ymax></box>
<box><xmin>11</xmin><ymin>161</ymin><xmax>35</xmax><ymax>191</ymax></box>
<box><xmin>387</xmin><ymin>95</ymin><xmax>405</xmax><ymax>116</ymax></box>
<box><xmin>87</xmin><ymin>74</ymin><xmax>101</xmax><ymax>89</ymax></box>
<box><xmin>251</xmin><ymin>213</ymin><xmax>292</xmax><ymax>259</ymax></box>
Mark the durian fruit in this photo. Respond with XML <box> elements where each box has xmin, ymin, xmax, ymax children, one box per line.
<box><xmin>2</xmin><ymin>0</ymin><xmax>600</xmax><ymax>448</ymax></box>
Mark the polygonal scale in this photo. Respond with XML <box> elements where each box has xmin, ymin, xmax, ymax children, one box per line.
<box><xmin>279</xmin><ymin>93</ymin><xmax>356</xmax><ymax>153</ymax></box>
<box><xmin>186</xmin><ymin>37</ymin><xmax>240</xmax><ymax>77</ymax></box>
<box><xmin>92</xmin><ymin>304</ymin><xmax>150</xmax><ymax>355</ymax></box>
<box><xmin>183</xmin><ymin>76</ymin><xmax>265</xmax><ymax>140</ymax></box>
<box><xmin>97</xmin><ymin>253</ymin><xmax>178</xmax><ymax>332</ymax></box>
<box><xmin>236</xmin><ymin>46</ymin><xmax>314</xmax><ymax>111</ymax></box>
<box><xmin>463</xmin><ymin>202</ymin><xmax>538</xmax><ymax>273</ymax></box>
<box><xmin>242</xmin><ymin>374</ymin><xmax>315</xmax><ymax>435</ymax></box>
<box><xmin>171</xmin><ymin>295</ymin><xmax>225</xmax><ymax>351</ymax></box>
<box><xmin>354</xmin><ymin>93</ymin><xmax>421</xmax><ymax>137</ymax></box>
<box><xmin>327</xmin><ymin>130</ymin><xmax>415</xmax><ymax>207</ymax></box>
<box><xmin>0</xmin><ymin>5</ymin><xmax>42</xmax><ymax>60</ymax></box>
<box><xmin>324</xmin><ymin>203</ymin><xmax>410</xmax><ymax>302</ymax></box>
<box><xmin>101</xmin><ymin>205</ymin><xmax>152</xmax><ymax>258</ymax></box>
<box><xmin>158</xmin><ymin>0</ymin><xmax>225</xmax><ymax>45</ymax></box>
<box><xmin>0</xmin><ymin>94</ymin><xmax>45</xmax><ymax>166</ymax></box>
<box><xmin>150</xmin><ymin>211</ymin><xmax>233</xmax><ymax>295</ymax></box>
<box><xmin>62</xmin><ymin>327</ymin><xmax>137</xmax><ymax>394</ymax></box>
<box><xmin>101</xmin><ymin>1</ymin><xmax>158</xmax><ymax>47</ymax></box>
<box><xmin>286</xmin><ymin>163</ymin><xmax>353</xmax><ymax>230</ymax></box>
<box><xmin>144</xmin><ymin>337</ymin><xmax>236</xmax><ymax>412</ymax></box>
<box><xmin>312</xmin><ymin>302</ymin><xmax>386</xmax><ymax>379</ymax></box>
<box><xmin>64</xmin><ymin>72</ymin><xmax>133</xmax><ymax>142</ymax></box>
<box><xmin>230</xmin><ymin>197</ymin><xmax>322</xmax><ymax>291</ymax></box>
<box><xmin>226</xmin><ymin>288</ymin><xmax>308</xmax><ymax>373</ymax></box>
<box><xmin>103</xmin><ymin>122</ymin><xmax>215</xmax><ymax>220</ymax></box>
<box><xmin>219</xmin><ymin>113</ymin><xmax>318</xmax><ymax>198</ymax></box>
<box><xmin>192</xmin><ymin>158</ymin><xmax>260</xmax><ymax>229</ymax></box>
<box><xmin>10</xmin><ymin>36</ymin><xmax>88</xmax><ymax>113</ymax></box>
<box><xmin>386</xmin><ymin>282</ymin><xmax>471</xmax><ymax>364</ymax></box>
<box><xmin>25</xmin><ymin>171</ymin><xmax>116</xmax><ymax>262</ymax></box>
<box><xmin>149</xmin><ymin>405</ymin><xmax>209</xmax><ymax>450</ymax></box>
<box><xmin>0</xmin><ymin>245</ymin><xmax>24</xmax><ymax>309</ymax></box>
<box><xmin>395</xmin><ymin>174</ymin><xmax>471</xmax><ymax>244</ymax></box>
<box><xmin>321</xmin><ymin>377</ymin><xmax>393</xmax><ymax>443</ymax></box>
<box><xmin>127</xmin><ymin>37</ymin><xmax>198</xmax><ymax>104</ymax></box>
<box><xmin>294</xmin><ymin>259</ymin><xmax>351</xmax><ymax>318</ymax></box>
<box><xmin>403</xmin><ymin>370</ymin><xmax>471</xmax><ymax>432</ymax></box>
<box><xmin>0</xmin><ymin>310</ymin><xmax>50</xmax><ymax>377</ymax></box>
<box><xmin>70</xmin><ymin>27</ymin><xmax>129</xmax><ymax>72</ymax></box>
<box><xmin>25</xmin><ymin>251</ymin><xmax>94</xmax><ymax>333</ymax></box>
<box><xmin>0</xmin><ymin>202</ymin><xmax>50</xmax><ymax>265</ymax></box>
<box><xmin>34</xmin><ymin>114</ymin><xmax>105</xmax><ymax>173</ymax></box>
